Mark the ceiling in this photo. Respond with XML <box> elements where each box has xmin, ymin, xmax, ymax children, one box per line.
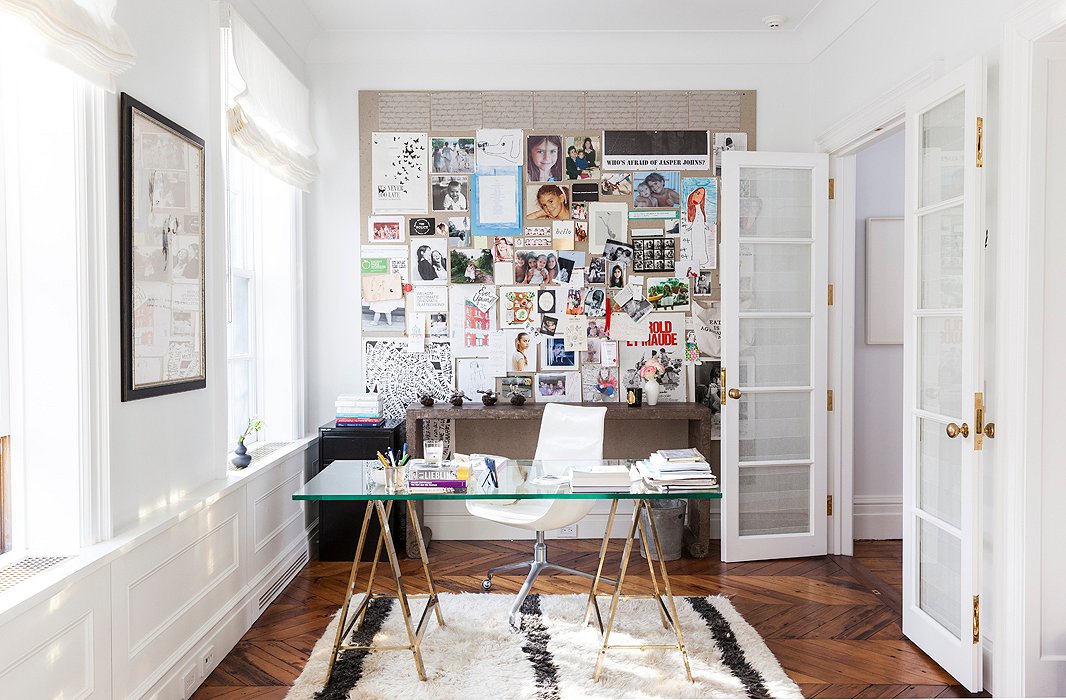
<box><xmin>301</xmin><ymin>0</ymin><xmax>849</xmax><ymax>33</ymax></box>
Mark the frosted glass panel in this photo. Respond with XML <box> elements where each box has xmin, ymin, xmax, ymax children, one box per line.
<box><xmin>918</xmin><ymin>316</ymin><xmax>962</xmax><ymax>417</ymax></box>
<box><xmin>739</xmin><ymin>464</ymin><xmax>811</xmax><ymax>536</ymax></box>
<box><xmin>919</xmin><ymin>518</ymin><xmax>962</xmax><ymax>640</ymax></box>
<box><xmin>738</xmin><ymin>318</ymin><xmax>810</xmax><ymax>387</ymax></box>
<box><xmin>739</xmin><ymin>243</ymin><xmax>811</xmax><ymax>312</ymax></box>
<box><xmin>738</xmin><ymin>392</ymin><xmax>810</xmax><ymax>461</ymax></box>
<box><xmin>738</xmin><ymin>167</ymin><xmax>813</xmax><ymax>238</ymax></box>
<box><xmin>918</xmin><ymin>418</ymin><xmax>962</xmax><ymax>529</ymax></box>
<box><xmin>920</xmin><ymin>92</ymin><xmax>965</xmax><ymax>207</ymax></box>
<box><xmin>919</xmin><ymin>206</ymin><xmax>963</xmax><ymax>310</ymax></box>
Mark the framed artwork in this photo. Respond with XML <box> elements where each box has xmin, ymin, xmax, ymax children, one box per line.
<box><xmin>120</xmin><ymin>93</ymin><xmax>206</xmax><ymax>401</ymax></box>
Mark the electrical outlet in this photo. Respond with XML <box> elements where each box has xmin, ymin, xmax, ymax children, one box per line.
<box><xmin>181</xmin><ymin>665</ymin><xmax>198</xmax><ymax>699</ymax></box>
<box><xmin>557</xmin><ymin>525</ymin><xmax>577</xmax><ymax>538</ymax></box>
<box><xmin>201</xmin><ymin>645</ymin><xmax>216</xmax><ymax>676</ymax></box>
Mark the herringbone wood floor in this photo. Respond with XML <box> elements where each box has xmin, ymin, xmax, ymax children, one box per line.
<box><xmin>191</xmin><ymin>540</ymin><xmax>985</xmax><ymax>699</ymax></box>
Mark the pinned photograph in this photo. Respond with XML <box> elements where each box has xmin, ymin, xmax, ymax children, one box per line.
<box><xmin>431</xmin><ymin>137</ymin><xmax>476</xmax><ymax>173</ymax></box>
<box><xmin>525</xmin><ymin>184</ymin><xmax>571</xmax><ymax>220</ymax></box>
<box><xmin>574</xmin><ymin>220</ymin><xmax>589</xmax><ymax>244</ymax></box>
<box><xmin>514</xmin><ymin>250</ymin><xmax>561</xmax><ymax>284</ymax></box>
<box><xmin>368</xmin><ymin>215</ymin><xmax>404</xmax><ymax>242</ymax></box>
<box><xmin>589</xmin><ymin>202</ymin><xmax>628</xmax><ymax>251</ymax></box>
<box><xmin>409</xmin><ymin>216</ymin><xmax>435</xmax><ymax>237</ymax></box>
<box><xmin>694</xmin><ymin>270</ymin><xmax>716</xmax><ymax>295</ymax></box>
<box><xmin>583</xmin><ymin>287</ymin><xmax>608</xmax><ymax>318</ymax></box>
<box><xmin>564</xmin><ymin>288</ymin><xmax>585</xmax><ymax>316</ymax></box>
<box><xmin>410</xmin><ymin>238</ymin><xmax>449</xmax><ymax>284</ymax></box>
<box><xmin>587</xmin><ymin>318</ymin><xmax>609</xmax><ymax>338</ymax></box>
<box><xmin>428</xmin><ymin>312</ymin><xmax>449</xmax><ymax>338</ymax></box>
<box><xmin>498</xmin><ymin>374</ymin><xmax>533</xmax><ymax>399</ymax></box>
<box><xmin>553</xmin><ymin>250</ymin><xmax>585</xmax><ymax>285</ymax></box>
<box><xmin>622</xmin><ymin>295</ymin><xmax>652</xmax><ymax>322</ymax></box>
<box><xmin>492</xmin><ymin>236</ymin><xmax>515</xmax><ymax>261</ymax></box>
<box><xmin>499</xmin><ymin>287</ymin><xmax>538</xmax><ymax>327</ymax></box>
<box><xmin>535</xmin><ymin>372</ymin><xmax>581</xmax><ymax>403</ymax></box>
<box><xmin>537</xmin><ymin>288</ymin><xmax>557</xmax><ymax>314</ymax></box>
<box><xmin>601</xmin><ymin>172</ymin><xmax>633</xmax><ymax>196</ymax></box>
<box><xmin>646</xmin><ymin>277</ymin><xmax>691</xmax><ymax>311</ymax></box>
<box><xmin>587</xmin><ymin>255</ymin><xmax>606</xmax><ymax>284</ymax></box>
<box><xmin>435</xmin><ymin>221</ymin><xmax>449</xmax><ymax>236</ymax></box>
<box><xmin>540</xmin><ymin>315</ymin><xmax>559</xmax><ymax>337</ymax></box>
<box><xmin>607</xmin><ymin>260</ymin><xmax>627</xmax><ymax>290</ymax></box>
<box><xmin>527</xmin><ymin>134</ymin><xmax>564</xmax><ymax>182</ymax></box>
<box><xmin>713</xmin><ymin>132</ymin><xmax>747</xmax><ymax>175</ymax></box>
<box><xmin>571</xmin><ymin>202</ymin><xmax>588</xmax><ymax>220</ymax></box>
<box><xmin>632</xmin><ymin>236</ymin><xmax>676</xmax><ymax>273</ymax></box>
<box><xmin>603</xmin><ymin>239</ymin><xmax>635</xmax><ymax>268</ymax></box>
<box><xmin>582</xmin><ymin>365</ymin><xmax>619</xmax><ymax>403</ymax></box>
<box><xmin>523</xmin><ymin>225</ymin><xmax>553</xmax><ymax>247</ymax></box>
<box><xmin>432</xmin><ymin>175</ymin><xmax>470</xmax><ymax>212</ymax></box>
<box><xmin>565</xmin><ymin>136</ymin><xmax>600</xmax><ymax>180</ymax></box>
<box><xmin>450</xmin><ymin>249</ymin><xmax>494</xmax><ymax>284</ymax></box>
<box><xmin>447</xmin><ymin>216</ymin><xmax>472</xmax><ymax>247</ymax></box>
<box><xmin>541</xmin><ymin>337</ymin><xmax>578</xmax><ymax>369</ymax></box>
<box><xmin>633</xmin><ymin>171</ymin><xmax>681</xmax><ymax>208</ymax></box>
<box><xmin>507</xmin><ymin>330</ymin><xmax>536</xmax><ymax>372</ymax></box>
<box><xmin>585</xmin><ymin>339</ymin><xmax>601</xmax><ymax>363</ymax></box>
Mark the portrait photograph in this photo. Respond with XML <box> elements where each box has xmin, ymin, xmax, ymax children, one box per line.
<box><xmin>603</xmin><ymin>239</ymin><xmax>635</xmax><ymax>268</ymax></box>
<box><xmin>431</xmin><ymin>137</ymin><xmax>476</xmax><ymax>173</ymax></box>
<box><xmin>633</xmin><ymin>171</ymin><xmax>682</xmax><ymax>208</ymax></box>
<box><xmin>541</xmin><ymin>337</ymin><xmax>578</xmax><ymax>369</ymax></box>
<box><xmin>536</xmin><ymin>372</ymin><xmax>581</xmax><ymax>403</ymax></box>
<box><xmin>587</xmin><ymin>255</ymin><xmax>606</xmax><ymax>285</ymax></box>
<box><xmin>525</xmin><ymin>184</ymin><xmax>571</xmax><ymax>221</ymax></box>
<box><xmin>565</xmin><ymin>136</ymin><xmax>600</xmax><ymax>180</ymax></box>
<box><xmin>410</xmin><ymin>238</ymin><xmax>449</xmax><ymax>284</ymax></box>
<box><xmin>527</xmin><ymin>134</ymin><xmax>564</xmax><ymax>182</ymax></box>
<box><xmin>607</xmin><ymin>261</ymin><xmax>627</xmax><ymax>290</ymax></box>
<box><xmin>431</xmin><ymin>175</ymin><xmax>470</xmax><ymax>212</ymax></box>
<box><xmin>506</xmin><ymin>330</ymin><xmax>536</xmax><ymax>373</ymax></box>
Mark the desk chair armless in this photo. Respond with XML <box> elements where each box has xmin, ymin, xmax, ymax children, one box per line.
<box><xmin>466</xmin><ymin>403</ymin><xmax>608</xmax><ymax>629</ymax></box>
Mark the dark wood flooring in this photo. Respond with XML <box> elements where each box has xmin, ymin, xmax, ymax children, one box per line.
<box><xmin>192</xmin><ymin>539</ymin><xmax>986</xmax><ymax>699</ymax></box>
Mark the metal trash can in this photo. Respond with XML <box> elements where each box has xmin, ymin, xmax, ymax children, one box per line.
<box><xmin>638</xmin><ymin>499</ymin><xmax>687</xmax><ymax>561</ymax></box>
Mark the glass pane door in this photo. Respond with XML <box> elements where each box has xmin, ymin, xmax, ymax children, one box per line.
<box><xmin>721</xmin><ymin>152</ymin><xmax>828</xmax><ymax>562</ymax></box>
<box><xmin>903</xmin><ymin>57</ymin><xmax>984</xmax><ymax>691</ymax></box>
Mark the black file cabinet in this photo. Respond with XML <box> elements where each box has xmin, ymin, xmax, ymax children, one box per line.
<box><xmin>317</xmin><ymin>419</ymin><xmax>405</xmax><ymax>561</ymax></box>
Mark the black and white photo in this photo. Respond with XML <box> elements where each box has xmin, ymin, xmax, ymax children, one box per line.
<box><xmin>410</xmin><ymin>238</ymin><xmax>449</xmax><ymax>284</ymax></box>
<box><xmin>603</xmin><ymin>239</ymin><xmax>635</xmax><ymax>268</ymax></box>
<box><xmin>587</xmin><ymin>255</ymin><xmax>606</xmax><ymax>284</ymax></box>
<box><xmin>632</xmin><ymin>236</ymin><xmax>676</xmax><ymax>272</ymax></box>
<box><xmin>583</xmin><ymin>287</ymin><xmax>607</xmax><ymax>318</ymax></box>
<box><xmin>431</xmin><ymin>175</ymin><xmax>470</xmax><ymax>211</ymax></box>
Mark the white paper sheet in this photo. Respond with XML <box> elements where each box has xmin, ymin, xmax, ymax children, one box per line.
<box><xmin>563</xmin><ymin>314</ymin><xmax>587</xmax><ymax>352</ymax></box>
<box><xmin>476</xmin><ymin>128</ymin><xmax>524</xmax><ymax>167</ymax></box>
<box><xmin>477</xmin><ymin>174</ymin><xmax>518</xmax><ymax>225</ymax></box>
<box><xmin>486</xmin><ymin>332</ymin><xmax>508</xmax><ymax>378</ymax></box>
<box><xmin>471</xmin><ymin>286</ymin><xmax>498</xmax><ymax>313</ymax></box>
<box><xmin>600</xmin><ymin>340</ymin><xmax>618</xmax><ymax>367</ymax></box>
<box><xmin>372</xmin><ymin>132</ymin><xmax>428</xmax><ymax>214</ymax></box>
<box><xmin>411</xmin><ymin>286</ymin><xmax>448</xmax><ymax>312</ymax></box>
<box><xmin>407</xmin><ymin>312</ymin><xmax>426</xmax><ymax>353</ymax></box>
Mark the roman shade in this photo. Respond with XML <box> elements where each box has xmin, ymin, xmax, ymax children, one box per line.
<box><xmin>226</xmin><ymin>12</ymin><xmax>318</xmax><ymax>190</ymax></box>
<box><xmin>0</xmin><ymin>0</ymin><xmax>135</xmax><ymax>90</ymax></box>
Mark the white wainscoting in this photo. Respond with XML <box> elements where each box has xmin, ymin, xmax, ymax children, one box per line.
<box><xmin>0</xmin><ymin>438</ymin><xmax>317</xmax><ymax>700</ymax></box>
<box><xmin>853</xmin><ymin>495</ymin><xmax>903</xmax><ymax>539</ymax></box>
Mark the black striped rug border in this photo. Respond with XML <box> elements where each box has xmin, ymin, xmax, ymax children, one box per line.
<box><xmin>314</xmin><ymin>598</ymin><xmax>394</xmax><ymax>700</ymax></box>
<box><xmin>687</xmin><ymin>596</ymin><xmax>771</xmax><ymax>698</ymax></box>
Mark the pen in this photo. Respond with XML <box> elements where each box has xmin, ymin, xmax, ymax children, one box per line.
<box><xmin>376</xmin><ymin>451</ymin><xmax>389</xmax><ymax>468</ymax></box>
<box><xmin>387</xmin><ymin>446</ymin><xmax>395</xmax><ymax>464</ymax></box>
<box><xmin>400</xmin><ymin>454</ymin><xmax>409</xmax><ymax>466</ymax></box>
<box><xmin>401</xmin><ymin>442</ymin><xmax>407</xmax><ymax>460</ymax></box>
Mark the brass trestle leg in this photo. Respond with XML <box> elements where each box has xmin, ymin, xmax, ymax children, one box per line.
<box><xmin>322</xmin><ymin>499</ymin><xmax>445</xmax><ymax>688</ymax></box>
<box><xmin>584</xmin><ymin>499</ymin><xmax>619</xmax><ymax>632</ymax></box>
<box><xmin>590</xmin><ymin>499</ymin><xmax>694</xmax><ymax>684</ymax></box>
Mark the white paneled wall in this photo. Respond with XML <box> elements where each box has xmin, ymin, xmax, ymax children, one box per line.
<box><xmin>0</xmin><ymin>444</ymin><xmax>316</xmax><ymax>699</ymax></box>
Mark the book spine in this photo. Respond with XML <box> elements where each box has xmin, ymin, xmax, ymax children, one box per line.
<box><xmin>407</xmin><ymin>479</ymin><xmax>467</xmax><ymax>488</ymax></box>
<box><xmin>335</xmin><ymin>412</ymin><xmax>382</xmax><ymax>418</ymax></box>
<box><xmin>335</xmin><ymin>419</ymin><xmax>383</xmax><ymax>424</ymax></box>
<box><xmin>404</xmin><ymin>487</ymin><xmax>468</xmax><ymax>493</ymax></box>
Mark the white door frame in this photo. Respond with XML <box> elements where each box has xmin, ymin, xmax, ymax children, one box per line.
<box><xmin>997</xmin><ymin>1</ymin><xmax>1066</xmax><ymax>695</ymax></box>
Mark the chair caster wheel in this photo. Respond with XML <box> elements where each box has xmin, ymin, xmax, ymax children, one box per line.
<box><xmin>481</xmin><ymin>578</ymin><xmax>493</xmax><ymax>591</ymax></box>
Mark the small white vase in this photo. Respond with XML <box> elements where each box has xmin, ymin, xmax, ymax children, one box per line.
<box><xmin>644</xmin><ymin>378</ymin><xmax>660</xmax><ymax>406</ymax></box>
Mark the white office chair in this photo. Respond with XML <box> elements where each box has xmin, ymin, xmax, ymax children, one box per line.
<box><xmin>467</xmin><ymin>403</ymin><xmax>609</xmax><ymax>628</ymax></box>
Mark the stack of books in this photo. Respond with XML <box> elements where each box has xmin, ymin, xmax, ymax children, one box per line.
<box><xmin>569</xmin><ymin>464</ymin><xmax>634</xmax><ymax>493</ymax></box>
<box><xmin>406</xmin><ymin>465</ymin><xmax>468</xmax><ymax>494</ymax></box>
<box><xmin>637</xmin><ymin>449</ymin><xmax>718</xmax><ymax>493</ymax></box>
<box><xmin>335</xmin><ymin>393</ymin><xmax>384</xmax><ymax>427</ymax></box>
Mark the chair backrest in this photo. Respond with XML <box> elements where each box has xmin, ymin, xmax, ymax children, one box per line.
<box><xmin>533</xmin><ymin>404</ymin><xmax>607</xmax><ymax>461</ymax></box>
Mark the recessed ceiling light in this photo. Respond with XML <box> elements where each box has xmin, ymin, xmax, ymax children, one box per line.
<box><xmin>763</xmin><ymin>15</ymin><xmax>788</xmax><ymax>30</ymax></box>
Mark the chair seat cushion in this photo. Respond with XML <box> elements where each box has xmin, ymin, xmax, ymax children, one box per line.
<box><xmin>466</xmin><ymin>498</ymin><xmax>596</xmax><ymax>531</ymax></box>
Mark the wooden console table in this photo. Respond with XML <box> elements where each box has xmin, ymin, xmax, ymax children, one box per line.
<box><xmin>405</xmin><ymin>402</ymin><xmax>715</xmax><ymax>558</ymax></box>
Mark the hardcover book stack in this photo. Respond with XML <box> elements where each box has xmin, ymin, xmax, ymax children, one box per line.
<box><xmin>335</xmin><ymin>393</ymin><xmax>384</xmax><ymax>427</ymax></box>
<box><xmin>568</xmin><ymin>463</ymin><xmax>634</xmax><ymax>493</ymax></box>
<box><xmin>637</xmin><ymin>448</ymin><xmax>718</xmax><ymax>493</ymax></box>
<box><xmin>406</xmin><ymin>464</ymin><xmax>469</xmax><ymax>494</ymax></box>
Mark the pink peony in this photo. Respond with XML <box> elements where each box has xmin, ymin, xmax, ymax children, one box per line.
<box><xmin>639</xmin><ymin>357</ymin><xmax>665</xmax><ymax>381</ymax></box>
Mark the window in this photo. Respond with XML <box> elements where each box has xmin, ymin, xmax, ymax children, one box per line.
<box><xmin>223</xmin><ymin>25</ymin><xmax>306</xmax><ymax>446</ymax></box>
<box><xmin>0</xmin><ymin>17</ymin><xmax>107</xmax><ymax>550</ymax></box>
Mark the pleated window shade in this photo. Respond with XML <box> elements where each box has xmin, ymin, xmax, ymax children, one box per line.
<box><xmin>226</xmin><ymin>12</ymin><xmax>318</xmax><ymax>190</ymax></box>
<box><xmin>0</xmin><ymin>0</ymin><xmax>135</xmax><ymax>90</ymax></box>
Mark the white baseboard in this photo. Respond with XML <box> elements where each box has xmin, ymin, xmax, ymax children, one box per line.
<box><xmin>853</xmin><ymin>496</ymin><xmax>902</xmax><ymax>539</ymax></box>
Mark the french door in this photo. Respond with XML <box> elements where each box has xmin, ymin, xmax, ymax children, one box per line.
<box><xmin>720</xmin><ymin>152</ymin><xmax>829</xmax><ymax>562</ymax></box>
<box><xmin>902</xmin><ymin>58</ymin><xmax>986</xmax><ymax>691</ymax></box>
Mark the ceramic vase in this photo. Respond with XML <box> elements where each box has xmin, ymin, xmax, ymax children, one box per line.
<box><xmin>231</xmin><ymin>440</ymin><xmax>252</xmax><ymax>468</ymax></box>
<box><xmin>644</xmin><ymin>378</ymin><xmax>661</xmax><ymax>406</ymax></box>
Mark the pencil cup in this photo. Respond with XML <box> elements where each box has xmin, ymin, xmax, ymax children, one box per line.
<box><xmin>385</xmin><ymin>464</ymin><xmax>405</xmax><ymax>494</ymax></box>
<box><xmin>424</xmin><ymin>440</ymin><xmax>445</xmax><ymax>465</ymax></box>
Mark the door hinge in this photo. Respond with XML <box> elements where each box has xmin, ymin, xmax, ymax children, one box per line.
<box><xmin>828</xmin><ymin>178</ymin><xmax>835</xmax><ymax>200</ymax></box>
<box><xmin>827</xmin><ymin>389</ymin><xmax>834</xmax><ymax>411</ymax></box>
<box><xmin>972</xmin><ymin>595</ymin><xmax>980</xmax><ymax>643</ymax></box>
<box><xmin>976</xmin><ymin>117</ymin><xmax>984</xmax><ymax>168</ymax></box>
<box><xmin>827</xmin><ymin>495</ymin><xmax>833</xmax><ymax>516</ymax></box>
<box><xmin>828</xmin><ymin>283</ymin><xmax>834</xmax><ymax>306</ymax></box>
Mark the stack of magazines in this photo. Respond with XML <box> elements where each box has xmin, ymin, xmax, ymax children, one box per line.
<box><xmin>335</xmin><ymin>393</ymin><xmax>383</xmax><ymax>427</ymax></box>
<box><xmin>406</xmin><ymin>463</ymin><xmax>468</xmax><ymax>493</ymax></box>
<box><xmin>636</xmin><ymin>449</ymin><xmax>718</xmax><ymax>493</ymax></box>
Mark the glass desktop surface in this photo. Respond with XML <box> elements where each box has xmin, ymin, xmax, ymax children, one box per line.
<box><xmin>293</xmin><ymin>459</ymin><xmax>722</xmax><ymax>501</ymax></box>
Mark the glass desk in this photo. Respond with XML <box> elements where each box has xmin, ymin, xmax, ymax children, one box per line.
<box><xmin>293</xmin><ymin>459</ymin><xmax>722</xmax><ymax>685</ymax></box>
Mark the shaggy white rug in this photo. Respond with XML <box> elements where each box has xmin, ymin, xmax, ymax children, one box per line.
<box><xmin>287</xmin><ymin>593</ymin><xmax>802</xmax><ymax>699</ymax></box>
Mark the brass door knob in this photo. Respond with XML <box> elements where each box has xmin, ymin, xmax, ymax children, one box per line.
<box><xmin>983</xmin><ymin>422</ymin><xmax>995</xmax><ymax>439</ymax></box>
<box><xmin>727</xmin><ymin>388</ymin><xmax>742</xmax><ymax>400</ymax></box>
<box><xmin>946</xmin><ymin>422</ymin><xmax>970</xmax><ymax>439</ymax></box>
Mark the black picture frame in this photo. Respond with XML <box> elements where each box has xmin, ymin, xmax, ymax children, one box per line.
<box><xmin>120</xmin><ymin>93</ymin><xmax>207</xmax><ymax>401</ymax></box>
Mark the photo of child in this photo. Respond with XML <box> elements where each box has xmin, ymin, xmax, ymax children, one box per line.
<box><xmin>428</xmin><ymin>313</ymin><xmax>448</xmax><ymax>337</ymax></box>
<box><xmin>431</xmin><ymin>176</ymin><xmax>470</xmax><ymax>211</ymax></box>
<box><xmin>572</xmin><ymin>203</ymin><xmax>587</xmax><ymax>220</ymax></box>
<box><xmin>450</xmin><ymin>249</ymin><xmax>494</xmax><ymax>284</ymax></box>
<box><xmin>633</xmin><ymin>171</ymin><xmax>681</xmax><ymax>208</ymax></box>
<box><xmin>582</xmin><ymin>364</ymin><xmax>619</xmax><ymax>403</ymax></box>
<box><xmin>607</xmin><ymin>261</ymin><xmax>627</xmax><ymax>289</ymax></box>
<box><xmin>514</xmin><ymin>250</ymin><xmax>559</xmax><ymax>285</ymax></box>
<box><xmin>368</xmin><ymin>216</ymin><xmax>404</xmax><ymax>242</ymax></box>
<box><xmin>565</xmin><ymin>288</ymin><xmax>585</xmax><ymax>316</ymax></box>
<box><xmin>564</xmin><ymin>136</ymin><xmax>600</xmax><ymax>180</ymax></box>
<box><xmin>535</xmin><ymin>372</ymin><xmax>580</xmax><ymax>403</ymax></box>
<box><xmin>527</xmin><ymin>135</ymin><xmax>563</xmax><ymax>182</ymax></box>
<box><xmin>583</xmin><ymin>287</ymin><xmax>607</xmax><ymax>318</ymax></box>
<box><xmin>525</xmin><ymin>184</ymin><xmax>571</xmax><ymax>221</ymax></box>
<box><xmin>587</xmin><ymin>256</ymin><xmax>606</xmax><ymax>284</ymax></box>
<box><xmin>431</xmin><ymin>137</ymin><xmax>476</xmax><ymax>173</ymax></box>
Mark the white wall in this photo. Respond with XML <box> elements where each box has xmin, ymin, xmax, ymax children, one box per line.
<box><xmin>305</xmin><ymin>56</ymin><xmax>814</xmax><ymax>428</ymax></box>
<box><xmin>107</xmin><ymin>0</ymin><xmax>313</xmax><ymax>534</ymax></box>
<box><xmin>852</xmin><ymin>129</ymin><xmax>904</xmax><ymax>538</ymax></box>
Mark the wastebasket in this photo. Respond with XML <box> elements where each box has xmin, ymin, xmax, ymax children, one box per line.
<box><xmin>638</xmin><ymin>499</ymin><xmax>686</xmax><ymax>561</ymax></box>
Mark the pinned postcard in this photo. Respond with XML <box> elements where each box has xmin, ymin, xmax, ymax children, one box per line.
<box><xmin>600</xmin><ymin>340</ymin><xmax>619</xmax><ymax>367</ymax></box>
<box><xmin>486</xmin><ymin>332</ymin><xmax>509</xmax><ymax>378</ymax></box>
<box><xmin>562</xmin><ymin>314</ymin><xmax>587</xmax><ymax>352</ymax></box>
<box><xmin>372</xmin><ymin>132</ymin><xmax>428</xmax><ymax>214</ymax></box>
<box><xmin>471</xmin><ymin>285</ymin><xmax>498</xmax><ymax>313</ymax></box>
<box><xmin>552</xmin><ymin>220</ymin><xmax>575</xmax><ymax>250</ymax></box>
<box><xmin>407</xmin><ymin>312</ymin><xmax>426</xmax><ymax>353</ymax></box>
